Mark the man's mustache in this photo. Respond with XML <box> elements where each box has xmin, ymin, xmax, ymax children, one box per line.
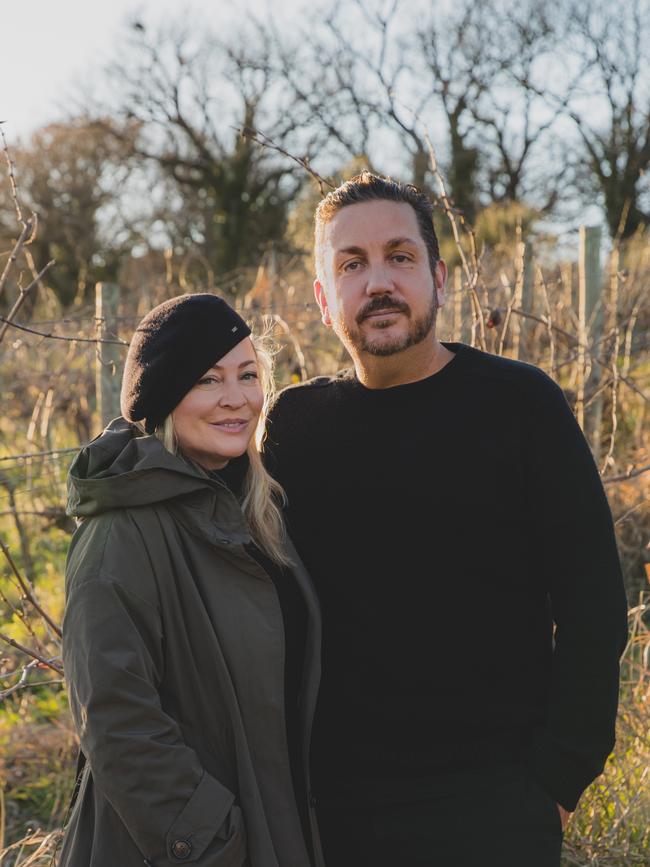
<box><xmin>356</xmin><ymin>296</ymin><xmax>410</xmax><ymax>325</ymax></box>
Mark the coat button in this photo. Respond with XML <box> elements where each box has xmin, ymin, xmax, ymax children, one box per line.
<box><xmin>171</xmin><ymin>839</ymin><xmax>192</xmax><ymax>859</ymax></box>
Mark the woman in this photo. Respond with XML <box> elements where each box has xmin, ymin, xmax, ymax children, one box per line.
<box><xmin>59</xmin><ymin>294</ymin><xmax>324</xmax><ymax>867</ymax></box>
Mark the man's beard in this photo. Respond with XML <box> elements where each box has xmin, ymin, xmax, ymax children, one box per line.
<box><xmin>336</xmin><ymin>293</ymin><xmax>437</xmax><ymax>357</ymax></box>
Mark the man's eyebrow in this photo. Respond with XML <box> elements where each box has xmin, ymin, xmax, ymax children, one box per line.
<box><xmin>334</xmin><ymin>238</ymin><xmax>418</xmax><ymax>257</ymax></box>
<box><xmin>335</xmin><ymin>245</ymin><xmax>366</xmax><ymax>257</ymax></box>
<box><xmin>385</xmin><ymin>237</ymin><xmax>418</xmax><ymax>249</ymax></box>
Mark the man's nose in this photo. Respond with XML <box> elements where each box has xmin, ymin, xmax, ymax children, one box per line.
<box><xmin>364</xmin><ymin>261</ymin><xmax>395</xmax><ymax>296</ymax></box>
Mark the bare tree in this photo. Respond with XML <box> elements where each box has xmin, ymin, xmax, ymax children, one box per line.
<box><xmin>277</xmin><ymin>0</ymin><xmax>570</xmax><ymax>221</ymax></box>
<box><xmin>273</xmin><ymin>0</ymin><xmax>434</xmax><ymax>189</ymax></box>
<box><xmin>467</xmin><ymin>0</ymin><xmax>569</xmax><ymax>212</ymax></box>
<box><xmin>93</xmin><ymin>18</ymin><xmax>304</xmax><ymax>288</ymax></box>
<box><xmin>562</xmin><ymin>0</ymin><xmax>650</xmax><ymax>239</ymax></box>
<box><xmin>416</xmin><ymin>0</ymin><xmax>497</xmax><ymax>222</ymax></box>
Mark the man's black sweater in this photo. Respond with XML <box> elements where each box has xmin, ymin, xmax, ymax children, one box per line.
<box><xmin>265</xmin><ymin>343</ymin><xmax>628</xmax><ymax>812</ymax></box>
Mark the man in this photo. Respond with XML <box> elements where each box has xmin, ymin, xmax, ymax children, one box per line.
<box><xmin>265</xmin><ymin>172</ymin><xmax>628</xmax><ymax>867</ymax></box>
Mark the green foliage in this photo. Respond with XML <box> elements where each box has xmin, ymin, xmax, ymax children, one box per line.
<box><xmin>0</xmin><ymin>691</ymin><xmax>75</xmax><ymax>858</ymax></box>
<box><xmin>562</xmin><ymin>699</ymin><xmax>650</xmax><ymax>865</ymax></box>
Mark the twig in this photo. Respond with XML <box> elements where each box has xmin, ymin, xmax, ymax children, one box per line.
<box><xmin>600</xmin><ymin>329</ymin><xmax>620</xmax><ymax>474</ymax></box>
<box><xmin>391</xmin><ymin>96</ymin><xmax>486</xmax><ymax>349</ymax></box>
<box><xmin>0</xmin><ymin>260</ymin><xmax>56</xmax><ymax>344</ymax></box>
<box><xmin>0</xmin><ymin>470</ymin><xmax>35</xmax><ymax>576</ymax></box>
<box><xmin>537</xmin><ymin>267</ymin><xmax>557</xmax><ymax>377</ymax></box>
<box><xmin>0</xmin><ymin>219</ymin><xmax>36</xmax><ymax>301</ymax></box>
<box><xmin>497</xmin><ymin>273</ymin><xmax>517</xmax><ymax>357</ymax></box>
<box><xmin>0</xmin><ymin>582</ymin><xmax>44</xmax><ymax>656</ymax></box>
<box><xmin>0</xmin><ymin>509</ymin><xmax>68</xmax><ymax>519</ymax></box>
<box><xmin>0</xmin><ymin>315</ymin><xmax>129</xmax><ymax>345</ymax></box>
<box><xmin>238</xmin><ymin>126</ymin><xmax>335</xmax><ymax>196</ymax></box>
<box><xmin>0</xmin><ymin>630</ymin><xmax>63</xmax><ymax>675</ymax></box>
<box><xmin>0</xmin><ymin>122</ymin><xmax>26</xmax><ymax>225</ymax></box>
<box><xmin>24</xmin><ymin>246</ymin><xmax>56</xmax><ymax>309</ymax></box>
<box><xmin>418</xmin><ymin>122</ymin><xmax>486</xmax><ymax>349</ymax></box>
<box><xmin>614</xmin><ymin>498</ymin><xmax>648</xmax><ymax>527</ymax></box>
<box><xmin>0</xmin><ymin>537</ymin><xmax>62</xmax><ymax>638</ymax></box>
<box><xmin>0</xmin><ymin>447</ymin><xmax>79</xmax><ymax>462</ymax></box>
<box><xmin>489</xmin><ymin>306</ymin><xmax>649</xmax><ymax>404</ymax></box>
<box><xmin>621</xmin><ymin>299</ymin><xmax>641</xmax><ymax>380</ymax></box>
<box><xmin>0</xmin><ymin>125</ymin><xmax>43</xmax><ymax>315</ymax></box>
<box><xmin>583</xmin><ymin>377</ymin><xmax>615</xmax><ymax>410</ymax></box>
<box><xmin>0</xmin><ymin>657</ymin><xmax>62</xmax><ymax>700</ymax></box>
<box><xmin>271</xmin><ymin>313</ymin><xmax>308</xmax><ymax>380</ymax></box>
<box><xmin>603</xmin><ymin>464</ymin><xmax>650</xmax><ymax>485</ymax></box>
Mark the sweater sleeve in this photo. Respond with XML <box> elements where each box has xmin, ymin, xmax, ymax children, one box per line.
<box><xmin>521</xmin><ymin>372</ymin><xmax>628</xmax><ymax>811</ymax></box>
<box><xmin>63</xmin><ymin>573</ymin><xmax>246</xmax><ymax>865</ymax></box>
<box><xmin>263</xmin><ymin>390</ymin><xmax>292</xmax><ymax>483</ymax></box>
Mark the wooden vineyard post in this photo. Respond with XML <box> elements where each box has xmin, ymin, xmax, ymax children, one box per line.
<box><xmin>576</xmin><ymin>227</ymin><xmax>602</xmax><ymax>444</ymax></box>
<box><xmin>510</xmin><ymin>233</ymin><xmax>534</xmax><ymax>361</ymax></box>
<box><xmin>95</xmin><ymin>283</ymin><xmax>122</xmax><ymax>431</ymax></box>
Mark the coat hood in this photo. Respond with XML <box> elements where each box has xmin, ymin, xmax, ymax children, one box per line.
<box><xmin>67</xmin><ymin>417</ymin><xmax>222</xmax><ymax>518</ymax></box>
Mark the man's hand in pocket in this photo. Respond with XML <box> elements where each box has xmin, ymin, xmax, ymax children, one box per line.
<box><xmin>557</xmin><ymin>804</ymin><xmax>571</xmax><ymax>831</ymax></box>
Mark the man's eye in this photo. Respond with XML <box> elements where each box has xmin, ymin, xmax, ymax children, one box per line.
<box><xmin>343</xmin><ymin>260</ymin><xmax>362</xmax><ymax>272</ymax></box>
<box><xmin>392</xmin><ymin>254</ymin><xmax>411</xmax><ymax>263</ymax></box>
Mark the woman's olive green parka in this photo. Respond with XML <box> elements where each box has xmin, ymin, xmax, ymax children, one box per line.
<box><xmin>58</xmin><ymin>418</ymin><xmax>324</xmax><ymax>867</ymax></box>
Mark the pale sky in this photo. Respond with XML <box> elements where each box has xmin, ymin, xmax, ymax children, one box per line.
<box><xmin>0</xmin><ymin>0</ymin><xmax>299</xmax><ymax>141</ymax></box>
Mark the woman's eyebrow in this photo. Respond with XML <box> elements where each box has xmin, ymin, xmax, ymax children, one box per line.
<box><xmin>210</xmin><ymin>360</ymin><xmax>257</xmax><ymax>371</ymax></box>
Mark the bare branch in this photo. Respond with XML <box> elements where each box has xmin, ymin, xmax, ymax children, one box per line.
<box><xmin>0</xmin><ymin>122</ymin><xmax>26</xmax><ymax>226</ymax></box>
<box><xmin>0</xmin><ymin>259</ymin><xmax>55</xmax><ymax>345</ymax></box>
<box><xmin>0</xmin><ymin>218</ymin><xmax>37</xmax><ymax>301</ymax></box>
<box><xmin>603</xmin><ymin>464</ymin><xmax>650</xmax><ymax>485</ymax></box>
<box><xmin>0</xmin><ymin>657</ymin><xmax>62</xmax><ymax>700</ymax></box>
<box><xmin>0</xmin><ymin>537</ymin><xmax>62</xmax><ymax>639</ymax></box>
<box><xmin>0</xmin><ymin>630</ymin><xmax>63</xmax><ymax>676</ymax></box>
<box><xmin>238</xmin><ymin>126</ymin><xmax>334</xmax><ymax>195</ymax></box>
<box><xmin>0</xmin><ymin>315</ymin><xmax>128</xmax><ymax>345</ymax></box>
<box><xmin>0</xmin><ymin>448</ymin><xmax>79</xmax><ymax>462</ymax></box>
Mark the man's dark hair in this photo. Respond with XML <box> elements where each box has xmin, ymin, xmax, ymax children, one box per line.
<box><xmin>314</xmin><ymin>171</ymin><xmax>440</xmax><ymax>279</ymax></box>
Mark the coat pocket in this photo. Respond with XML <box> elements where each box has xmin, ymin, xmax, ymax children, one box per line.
<box><xmin>180</xmin><ymin>804</ymin><xmax>247</xmax><ymax>867</ymax></box>
<box><xmin>164</xmin><ymin>769</ymin><xmax>246</xmax><ymax>864</ymax></box>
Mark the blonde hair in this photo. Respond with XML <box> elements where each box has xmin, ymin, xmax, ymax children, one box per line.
<box><xmin>146</xmin><ymin>331</ymin><xmax>290</xmax><ymax>566</ymax></box>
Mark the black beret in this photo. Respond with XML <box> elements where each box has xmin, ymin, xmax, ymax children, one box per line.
<box><xmin>120</xmin><ymin>293</ymin><xmax>251</xmax><ymax>433</ymax></box>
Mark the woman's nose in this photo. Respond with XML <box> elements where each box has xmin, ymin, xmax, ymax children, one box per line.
<box><xmin>217</xmin><ymin>382</ymin><xmax>246</xmax><ymax>408</ymax></box>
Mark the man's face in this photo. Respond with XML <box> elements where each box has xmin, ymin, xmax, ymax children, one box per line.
<box><xmin>314</xmin><ymin>200</ymin><xmax>446</xmax><ymax>358</ymax></box>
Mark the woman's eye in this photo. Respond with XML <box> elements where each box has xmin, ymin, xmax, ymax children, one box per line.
<box><xmin>241</xmin><ymin>372</ymin><xmax>259</xmax><ymax>381</ymax></box>
<box><xmin>197</xmin><ymin>376</ymin><xmax>220</xmax><ymax>386</ymax></box>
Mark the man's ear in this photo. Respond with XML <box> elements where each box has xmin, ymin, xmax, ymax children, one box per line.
<box><xmin>314</xmin><ymin>279</ymin><xmax>333</xmax><ymax>327</ymax></box>
<box><xmin>434</xmin><ymin>260</ymin><xmax>448</xmax><ymax>308</ymax></box>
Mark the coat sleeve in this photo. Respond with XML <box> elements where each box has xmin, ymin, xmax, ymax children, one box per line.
<box><xmin>521</xmin><ymin>373</ymin><xmax>628</xmax><ymax>812</ymax></box>
<box><xmin>63</xmin><ymin>573</ymin><xmax>245</xmax><ymax>865</ymax></box>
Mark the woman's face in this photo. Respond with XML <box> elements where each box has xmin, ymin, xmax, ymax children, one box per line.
<box><xmin>172</xmin><ymin>337</ymin><xmax>264</xmax><ymax>470</ymax></box>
